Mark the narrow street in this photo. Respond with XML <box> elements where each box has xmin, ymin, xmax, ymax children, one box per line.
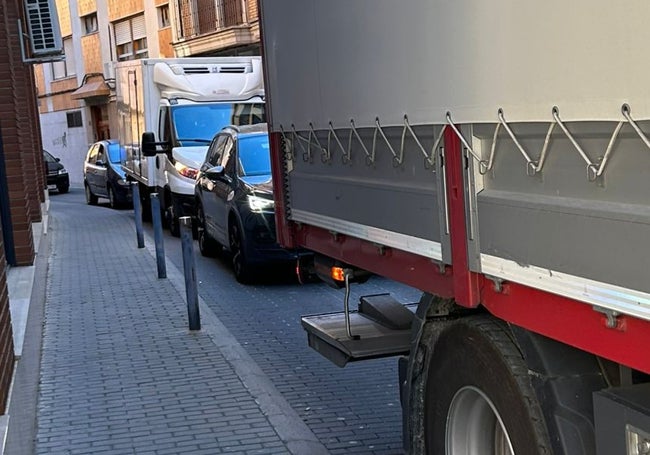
<box><xmin>31</xmin><ymin>188</ymin><xmax>421</xmax><ymax>454</ymax></box>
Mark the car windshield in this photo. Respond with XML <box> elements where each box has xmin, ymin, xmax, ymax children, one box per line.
<box><xmin>238</xmin><ymin>135</ymin><xmax>271</xmax><ymax>177</ymax></box>
<box><xmin>107</xmin><ymin>143</ymin><xmax>126</xmax><ymax>164</ymax></box>
<box><xmin>172</xmin><ymin>103</ymin><xmax>265</xmax><ymax>147</ymax></box>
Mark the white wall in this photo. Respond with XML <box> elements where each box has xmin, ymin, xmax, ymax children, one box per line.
<box><xmin>40</xmin><ymin>110</ymin><xmax>91</xmax><ymax>185</ymax></box>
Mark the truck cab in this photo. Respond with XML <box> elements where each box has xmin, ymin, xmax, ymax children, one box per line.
<box><xmin>117</xmin><ymin>57</ymin><xmax>265</xmax><ymax>235</ymax></box>
<box><xmin>155</xmin><ymin>95</ymin><xmax>264</xmax><ymax>235</ymax></box>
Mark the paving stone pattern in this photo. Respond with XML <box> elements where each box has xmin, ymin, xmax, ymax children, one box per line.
<box><xmin>162</xmin><ymin>220</ymin><xmax>422</xmax><ymax>453</ymax></box>
<box><xmin>36</xmin><ymin>194</ymin><xmax>291</xmax><ymax>454</ymax></box>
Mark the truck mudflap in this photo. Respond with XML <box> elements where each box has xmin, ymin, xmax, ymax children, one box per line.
<box><xmin>594</xmin><ymin>384</ymin><xmax>650</xmax><ymax>455</ymax></box>
<box><xmin>301</xmin><ymin>293</ymin><xmax>417</xmax><ymax>367</ymax></box>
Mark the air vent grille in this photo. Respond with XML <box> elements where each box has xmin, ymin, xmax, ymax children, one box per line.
<box><xmin>24</xmin><ymin>0</ymin><xmax>62</xmax><ymax>56</ymax></box>
<box><xmin>183</xmin><ymin>67</ymin><xmax>210</xmax><ymax>74</ymax></box>
<box><xmin>217</xmin><ymin>66</ymin><xmax>247</xmax><ymax>74</ymax></box>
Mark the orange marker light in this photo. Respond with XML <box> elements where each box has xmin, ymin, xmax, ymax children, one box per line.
<box><xmin>331</xmin><ymin>267</ymin><xmax>346</xmax><ymax>282</ymax></box>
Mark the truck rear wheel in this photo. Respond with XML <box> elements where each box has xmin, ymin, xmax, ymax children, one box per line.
<box><xmin>424</xmin><ymin>316</ymin><xmax>551</xmax><ymax>455</ymax></box>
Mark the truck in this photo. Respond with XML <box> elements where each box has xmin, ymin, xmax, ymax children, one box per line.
<box><xmin>259</xmin><ymin>1</ymin><xmax>650</xmax><ymax>453</ymax></box>
<box><xmin>115</xmin><ymin>57</ymin><xmax>265</xmax><ymax>235</ymax></box>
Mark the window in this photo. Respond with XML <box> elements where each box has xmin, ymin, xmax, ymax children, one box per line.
<box><xmin>67</xmin><ymin>111</ymin><xmax>83</xmax><ymax>128</ymax></box>
<box><xmin>86</xmin><ymin>144</ymin><xmax>98</xmax><ymax>163</ymax></box>
<box><xmin>95</xmin><ymin>144</ymin><xmax>106</xmax><ymax>163</ymax></box>
<box><xmin>231</xmin><ymin>103</ymin><xmax>265</xmax><ymax>126</ymax></box>
<box><xmin>206</xmin><ymin>135</ymin><xmax>228</xmax><ymax>167</ymax></box>
<box><xmin>83</xmin><ymin>13</ymin><xmax>98</xmax><ymax>34</ymax></box>
<box><xmin>158</xmin><ymin>5</ymin><xmax>170</xmax><ymax>28</ymax></box>
<box><xmin>51</xmin><ymin>37</ymin><xmax>75</xmax><ymax>79</ymax></box>
<box><xmin>114</xmin><ymin>15</ymin><xmax>148</xmax><ymax>61</ymax></box>
<box><xmin>237</xmin><ymin>135</ymin><xmax>271</xmax><ymax>177</ymax></box>
<box><xmin>171</xmin><ymin>103</ymin><xmax>265</xmax><ymax>147</ymax></box>
<box><xmin>107</xmin><ymin>143</ymin><xmax>125</xmax><ymax>164</ymax></box>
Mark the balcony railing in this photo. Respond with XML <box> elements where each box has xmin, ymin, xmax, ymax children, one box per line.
<box><xmin>176</xmin><ymin>0</ymin><xmax>246</xmax><ymax>40</ymax></box>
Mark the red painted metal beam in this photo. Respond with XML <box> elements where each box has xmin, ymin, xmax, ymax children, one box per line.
<box><xmin>444</xmin><ymin>127</ymin><xmax>481</xmax><ymax>308</ymax></box>
<box><xmin>481</xmin><ymin>278</ymin><xmax>650</xmax><ymax>374</ymax></box>
<box><xmin>292</xmin><ymin>223</ymin><xmax>455</xmax><ymax>298</ymax></box>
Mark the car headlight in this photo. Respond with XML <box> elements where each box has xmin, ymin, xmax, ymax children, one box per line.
<box><xmin>58</xmin><ymin>169</ymin><xmax>68</xmax><ymax>175</ymax></box>
<box><xmin>174</xmin><ymin>161</ymin><xmax>199</xmax><ymax>180</ymax></box>
<box><xmin>248</xmin><ymin>195</ymin><xmax>274</xmax><ymax>212</ymax></box>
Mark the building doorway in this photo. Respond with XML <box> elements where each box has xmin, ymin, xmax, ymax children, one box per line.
<box><xmin>90</xmin><ymin>105</ymin><xmax>110</xmax><ymax>141</ymax></box>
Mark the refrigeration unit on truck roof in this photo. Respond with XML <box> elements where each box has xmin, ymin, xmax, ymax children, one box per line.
<box><xmin>153</xmin><ymin>59</ymin><xmax>264</xmax><ymax>103</ymax></box>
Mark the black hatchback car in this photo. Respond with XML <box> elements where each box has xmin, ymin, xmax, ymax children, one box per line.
<box><xmin>83</xmin><ymin>140</ymin><xmax>132</xmax><ymax>208</ymax></box>
<box><xmin>43</xmin><ymin>150</ymin><xmax>69</xmax><ymax>193</ymax></box>
<box><xmin>194</xmin><ymin>124</ymin><xmax>297</xmax><ymax>283</ymax></box>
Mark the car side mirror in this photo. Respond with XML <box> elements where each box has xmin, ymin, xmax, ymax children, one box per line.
<box><xmin>205</xmin><ymin>165</ymin><xmax>225</xmax><ymax>180</ymax></box>
<box><xmin>55</xmin><ymin>157</ymin><xmax>60</xmax><ymax>162</ymax></box>
<box><xmin>141</xmin><ymin>132</ymin><xmax>158</xmax><ymax>157</ymax></box>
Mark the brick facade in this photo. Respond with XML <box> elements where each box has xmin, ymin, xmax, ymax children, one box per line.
<box><xmin>0</xmin><ymin>0</ymin><xmax>47</xmax><ymax>414</ymax></box>
<box><xmin>108</xmin><ymin>0</ymin><xmax>145</xmax><ymax>21</ymax></box>
<box><xmin>81</xmin><ymin>34</ymin><xmax>103</xmax><ymax>74</ymax></box>
<box><xmin>158</xmin><ymin>28</ymin><xmax>174</xmax><ymax>57</ymax></box>
<box><xmin>78</xmin><ymin>0</ymin><xmax>97</xmax><ymax>17</ymax></box>
<box><xmin>0</xmin><ymin>230</ymin><xmax>11</xmax><ymax>415</ymax></box>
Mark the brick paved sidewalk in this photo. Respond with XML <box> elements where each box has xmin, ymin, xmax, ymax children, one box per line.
<box><xmin>16</xmin><ymin>194</ymin><xmax>327</xmax><ymax>455</ymax></box>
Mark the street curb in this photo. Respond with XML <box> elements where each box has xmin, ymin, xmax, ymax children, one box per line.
<box><xmin>139</xmin><ymin>224</ymin><xmax>329</xmax><ymax>455</ymax></box>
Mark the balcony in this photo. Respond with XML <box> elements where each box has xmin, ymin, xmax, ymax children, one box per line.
<box><xmin>173</xmin><ymin>0</ymin><xmax>260</xmax><ymax>56</ymax></box>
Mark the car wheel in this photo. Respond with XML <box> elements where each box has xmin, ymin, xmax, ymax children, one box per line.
<box><xmin>229</xmin><ymin>219</ymin><xmax>255</xmax><ymax>284</ymax></box>
<box><xmin>108</xmin><ymin>186</ymin><xmax>118</xmax><ymax>209</ymax></box>
<box><xmin>197</xmin><ymin>205</ymin><xmax>220</xmax><ymax>257</ymax></box>
<box><xmin>57</xmin><ymin>183</ymin><xmax>69</xmax><ymax>194</ymax></box>
<box><xmin>85</xmin><ymin>183</ymin><xmax>98</xmax><ymax>205</ymax></box>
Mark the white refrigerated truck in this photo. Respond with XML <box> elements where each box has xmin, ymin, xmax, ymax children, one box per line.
<box><xmin>260</xmin><ymin>1</ymin><xmax>650</xmax><ymax>453</ymax></box>
<box><xmin>116</xmin><ymin>57</ymin><xmax>264</xmax><ymax>234</ymax></box>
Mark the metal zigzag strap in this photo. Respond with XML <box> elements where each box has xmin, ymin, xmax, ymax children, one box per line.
<box><xmin>552</xmin><ymin>106</ymin><xmax>624</xmax><ymax>182</ymax></box>
<box><xmin>289</xmin><ymin>123</ymin><xmax>327</xmax><ymax>163</ymax></box>
<box><xmin>373</xmin><ymin>117</ymin><xmax>403</xmax><ymax>167</ymax></box>
<box><xmin>348</xmin><ymin>119</ymin><xmax>375</xmax><ymax>165</ymax></box>
<box><xmin>327</xmin><ymin>122</ymin><xmax>349</xmax><ymax>164</ymax></box>
<box><xmin>401</xmin><ymin>115</ymin><xmax>442</xmax><ymax>171</ymax></box>
<box><xmin>445</xmin><ymin>112</ymin><xmax>488</xmax><ymax>172</ymax></box>
<box><xmin>449</xmin><ymin>108</ymin><xmax>629</xmax><ymax>181</ymax></box>
<box><xmin>279</xmin><ymin>125</ymin><xmax>295</xmax><ymax>161</ymax></box>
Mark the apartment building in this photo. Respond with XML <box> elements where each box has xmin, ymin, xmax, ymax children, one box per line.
<box><xmin>173</xmin><ymin>0</ymin><xmax>260</xmax><ymax>57</ymax></box>
<box><xmin>36</xmin><ymin>0</ymin><xmax>260</xmax><ymax>185</ymax></box>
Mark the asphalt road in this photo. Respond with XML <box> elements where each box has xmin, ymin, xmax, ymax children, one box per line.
<box><xmin>67</xmin><ymin>188</ymin><xmax>422</xmax><ymax>454</ymax></box>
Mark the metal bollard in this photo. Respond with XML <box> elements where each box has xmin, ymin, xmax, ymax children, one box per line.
<box><xmin>131</xmin><ymin>182</ymin><xmax>145</xmax><ymax>248</ymax></box>
<box><xmin>180</xmin><ymin>216</ymin><xmax>200</xmax><ymax>330</ymax></box>
<box><xmin>150</xmin><ymin>193</ymin><xmax>167</xmax><ymax>279</ymax></box>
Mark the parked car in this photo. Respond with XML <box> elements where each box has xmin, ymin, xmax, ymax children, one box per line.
<box><xmin>43</xmin><ymin>150</ymin><xmax>69</xmax><ymax>193</ymax></box>
<box><xmin>194</xmin><ymin>124</ymin><xmax>298</xmax><ymax>283</ymax></box>
<box><xmin>83</xmin><ymin>140</ymin><xmax>132</xmax><ymax>208</ymax></box>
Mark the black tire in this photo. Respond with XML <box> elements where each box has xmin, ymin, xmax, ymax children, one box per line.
<box><xmin>197</xmin><ymin>205</ymin><xmax>220</xmax><ymax>257</ymax></box>
<box><xmin>166</xmin><ymin>202</ymin><xmax>180</xmax><ymax>237</ymax></box>
<box><xmin>424</xmin><ymin>316</ymin><xmax>551</xmax><ymax>455</ymax></box>
<box><xmin>85</xmin><ymin>183</ymin><xmax>98</xmax><ymax>205</ymax></box>
<box><xmin>57</xmin><ymin>184</ymin><xmax>69</xmax><ymax>194</ymax></box>
<box><xmin>108</xmin><ymin>185</ymin><xmax>118</xmax><ymax>209</ymax></box>
<box><xmin>229</xmin><ymin>219</ymin><xmax>255</xmax><ymax>284</ymax></box>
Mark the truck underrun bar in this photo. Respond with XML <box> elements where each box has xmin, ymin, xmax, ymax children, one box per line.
<box><xmin>268</xmin><ymin>131</ymin><xmax>650</xmax><ymax>375</ymax></box>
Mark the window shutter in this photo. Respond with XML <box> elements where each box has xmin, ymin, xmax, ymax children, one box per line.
<box><xmin>131</xmin><ymin>15</ymin><xmax>146</xmax><ymax>40</ymax></box>
<box><xmin>63</xmin><ymin>38</ymin><xmax>75</xmax><ymax>75</ymax></box>
<box><xmin>114</xmin><ymin>20</ymin><xmax>131</xmax><ymax>45</ymax></box>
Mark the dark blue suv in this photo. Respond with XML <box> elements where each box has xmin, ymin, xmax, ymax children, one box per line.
<box><xmin>194</xmin><ymin>124</ymin><xmax>298</xmax><ymax>283</ymax></box>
